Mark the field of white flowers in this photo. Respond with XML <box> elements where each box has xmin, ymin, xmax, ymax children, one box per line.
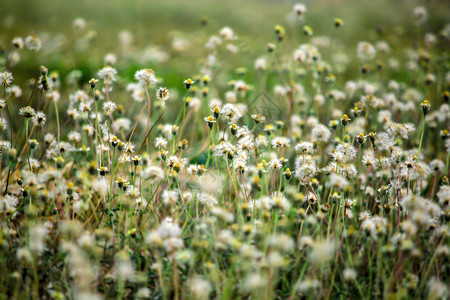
<box><xmin>0</xmin><ymin>0</ymin><xmax>449</xmax><ymax>299</ymax></box>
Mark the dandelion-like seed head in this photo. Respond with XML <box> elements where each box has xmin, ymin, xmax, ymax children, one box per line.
<box><xmin>19</xmin><ymin>106</ymin><xmax>36</xmax><ymax>118</ymax></box>
<box><xmin>0</xmin><ymin>72</ymin><xmax>14</xmax><ymax>87</ymax></box>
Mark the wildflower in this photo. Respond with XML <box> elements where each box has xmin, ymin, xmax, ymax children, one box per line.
<box><xmin>25</xmin><ymin>34</ymin><xmax>41</xmax><ymax>51</ymax></box>
<box><xmin>98</xmin><ymin>66</ymin><xmax>118</xmax><ymax>84</ymax></box>
<box><xmin>112</xmin><ymin>119</ymin><xmax>130</xmax><ymax>133</ymax></box>
<box><xmin>32</xmin><ymin>111</ymin><xmax>47</xmax><ymax>126</ymax></box>
<box><xmin>109</xmin><ymin>136</ymin><xmax>120</xmax><ymax>147</ymax></box>
<box><xmin>260</xmin><ymin>125</ymin><xmax>272</xmax><ymax>136</ymax></box>
<box><xmin>0</xmin><ymin>195</ymin><xmax>18</xmax><ymax>213</ymax></box>
<box><xmin>0</xmin><ymin>72</ymin><xmax>13</xmax><ymax>87</ymax></box>
<box><xmin>274</xmin><ymin>25</ymin><xmax>285</xmax><ymax>41</ymax></box>
<box><xmin>219</xmin><ymin>27</ymin><xmax>235</xmax><ymax>42</ymax></box>
<box><xmin>427</xmin><ymin>277</ymin><xmax>448</xmax><ymax>299</ymax></box>
<box><xmin>68</xmin><ymin>131</ymin><xmax>81</xmax><ymax>144</ymax></box>
<box><xmin>208</xmin><ymin>107</ymin><xmax>219</xmax><ymax>120</ymax></box>
<box><xmin>255</xmin><ymin>57</ymin><xmax>266</xmax><ymax>71</ymax></box>
<box><xmin>162</xmin><ymin>190</ymin><xmax>179</xmax><ymax>206</ymax></box>
<box><xmin>156</xmin><ymin>87</ymin><xmax>170</xmax><ymax>101</ymax></box>
<box><xmin>154</xmin><ymin>137</ymin><xmax>168</xmax><ymax>148</ymax></box>
<box><xmin>356</xmin><ymin>133</ymin><xmax>365</xmax><ymax>144</ymax></box>
<box><xmin>414</xmin><ymin>6</ymin><xmax>428</xmax><ymax>24</ymax></box>
<box><xmin>103</xmin><ymin>101</ymin><xmax>117</xmax><ymax>114</ymax></box>
<box><xmin>126</xmin><ymin>185</ymin><xmax>141</xmax><ymax>198</ymax></box>
<box><xmin>234</xmin><ymin>81</ymin><xmax>249</xmax><ymax>95</ymax></box>
<box><xmin>268</xmin><ymin>159</ymin><xmax>283</xmax><ymax>170</ymax></box>
<box><xmin>190</xmin><ymin>277</ymin><xmax>211</xmax><ymax>300</ymax></box>
<box><xmin>420</xmin><ymin>99</ymin><xmax>431</xmax><ymax>115</ymax></box>
<box><xmin>233</xmin><ymin>157</ymin><xmax>247</xmax><ymax>173</ymax></box>
<box><xmin>141</xmin><ymin>166</ymin><xmax>164</xmax><ymax>183</ymax></box>
<box><xmin>343</xmin><ymin>268</ymin><xmax>357</xmax><ymax>282</ymax></box>
<box><xmin>0</xmin><ymin>118</ymin><xmax>7</xmax><ymax>130</ymax></box>
<box><xmin>272</xmin><ymin>195</ymin><xmax>291</xmax><ymax>211</ymax></box>
<box><xmin>237</xmin><ymin>136</ymin><xmax>254</xmax><ymax>151</ymax></box>
<box><xmin>79</xmin><ymin>100</ymin><xmax>92</xmax><ymax>113</ymax></box>
<box><xmin>331</xmin><ymin>143</ymin><xmax>357</xmax><ymax>164</ymax></box>
<box><xmin>124</xmin><ymin>142</ymin><xmax>135</xmax><ymax>154</ymax></box>
<box><xmin>220</xmin><ymin>104</ymin><xmax>242</xmax><ymax>124</ymax></box>
<box><xmin>185</xmin><ymin>164</ymin><xmax>199</xmax><ymax>175</ymax></box>
<box><xmin>102</xmin><ymin>53</ymin><xmax>116</xmax><ymax>66</ymax></box>
<box><xmin>19</xmin><ymin>106</ymin><xmax>36</xmax><ymax>118</ymax></box>
<box><xmin>251</xmin><ymin>113</ymin><xmax>266</xmax><ymax>124</ymax></box>
<box><xmin>134</xmin><ymin>68</ymin><xmax>156</xmax><ymax>86</ymax></box>
<box><xmin>97</xmin><ymin>166</ymin><xmax>108</xmax><ymax>176</ymax></box>
<box><xmin>334</xmin><ymin>18</ymin><xmax>344</xmax><ymax>28</ymax></box>
<box><xmin>132</xmin><ymin>156</ymin><xmax>141</xmax><ymax>166</ymax></box>
<box><xmin>271</xmin><ymin>136</ymin><xmax>290</xmax><ymax>148</ymax></box>
<box><xmin>184</xmin><ymin>78</ymin><xmax>194</xmax><ymax>89</ymax></box>
<box><xmin>73</xmin><ymin>17</ymin><xmax>86</xmax><ymax>29</ymax></box>
<box><xmin>230</xmin><ymin>123</ymin><xmax>238</xmax><ymax>136</ymax></box>
<box><xmin>324</xmin><ymin>73</ymin><xmax>335</xmax><ymax>84</ymax></box>
<box><xmin>295</xmin><ymin>141</ymin><xmax>314</xmax><ymax>154</ymax></box>
<box><xmin>295</xmin><ymin>162</ymin><xmax>317</xmax><ymax>183</ymax></box>
<box><xmin>29</xmin><ymin>225</ymin><xmax>47</xmax><ymax>255</ymax></box>
<box><xmin>303</xmin><ymin>25</ymin><xmax>313</xmax><ymax>36</ymax></box>
<box><xmin>293</xmin><ymin>3</ymin><xmax>307</xmax><ymax>16</ymax></box>
<box><xmin>12</xmin><ymin>37</ymin><xmax>24</xmax><ymax>49</ymax></box>
<box><xmin>387</xmin><ymin>123</ymin><xmax>415</xmax><ymax>139</ymax></box>
<box><xmin>340</xmin><ymin>114</ymin><xmax>350</xmax><ymax>126</ymax></box>
<box><xmin>310</xmin><ymin>240</ymin><xmax>334</xmax><ymax>265</ymax></box>
<box><xmin>311</xmin><ymin>124</ymin><xmax>331</xmax><ymax>142</ymax></box>
<box><xmin>201</xmin><ymin>87</ymin><xmax>209</xmax><ymax>97</ymax></box>
<box><xmin>329</xmin><ymin>120</ymin><xmax>338</xmax><ymax>130</ymax></box>
<box><xmin>357</xmin><ymin>41</ymin><xmax>376</xmax><ymax>60</ymax></box>
<box><xmin>47</xmin><ymin>91</ymin><xmax>60</xmax><ymax>102</ymax></box>
<box><xmin>283</xmin><ymin>168</ymin><xmax>293</xmax><ymax>180</ymax></box>
<box><xmin>89</xmin><ymin>78</ymin><xmax>98</xmax><ymax>89</ymax></box>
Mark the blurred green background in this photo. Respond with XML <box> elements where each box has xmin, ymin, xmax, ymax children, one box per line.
<box><xmin>1</xmin><ymin>0</ymin><xmax>448</xmax><ymax>140</ymax></box>
<box><xmin>2</xmin><ymin>0</ymin><xmax>448</xmax><ymax>83</ymax></box>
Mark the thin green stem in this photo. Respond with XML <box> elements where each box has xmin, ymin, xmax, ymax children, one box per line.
<box><xmin>417</xmin><ymin>116</ymin><xmax>426</xmax><ymax>159</ymax></box>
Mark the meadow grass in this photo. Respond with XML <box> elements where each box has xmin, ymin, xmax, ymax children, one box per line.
<box><xmin>0</xmin><ymin>0</ymin><xmax>449</xmax><ymax>299</ymax></box>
